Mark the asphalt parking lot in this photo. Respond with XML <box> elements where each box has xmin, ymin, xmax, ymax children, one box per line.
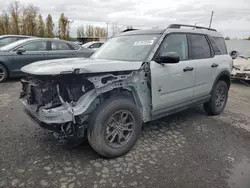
<box><xmin>0</xmin><ymin>80</ymin><xmax>250</xmax><ymax>188</ymax></box>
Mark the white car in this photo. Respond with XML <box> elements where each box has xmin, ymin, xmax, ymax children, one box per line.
<box><xmin>82</xmin><ymin>41</ymin><xmax>104</xmax><ymax>51</ymax></box>
<box><xmin>231</xmin><ymin>51</ymin><xmax>250</xmax><ymax>81</ymax></box>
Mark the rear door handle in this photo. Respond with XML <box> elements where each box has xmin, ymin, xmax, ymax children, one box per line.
<box><xmin>211</xmin><ymin>63</ymin><xmax>219</xmax><ymax>68</ymax></box>
<box><xmin>183</xmin><ymin>67</ymin><xmax>194</xmax><ymax>72</ymax></box>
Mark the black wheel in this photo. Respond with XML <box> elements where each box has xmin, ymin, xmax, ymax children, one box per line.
<box><xmin>87</xmin><ymin>96</ymin><xmax>142</xmax><ymax>158</ymax></box>
<box><xmin>0</xmin><ymin>64</ymin><xmax>7</xmax><ymax>83</ymax></box>
<box><xmin>204</xmin><ymin>80</ymin><xmax>228</xmax><ymax>115</ymax></box>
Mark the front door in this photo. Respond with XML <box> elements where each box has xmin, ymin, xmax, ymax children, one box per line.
<box><xmin>150</xmin><ymin>33</ymin><xmax>196</xmax><ymax>114</ymax></box>
<box><xmin>11</xmin><ymin>40</ymin><xmax>48</xmax><ymax>76</ymax></box>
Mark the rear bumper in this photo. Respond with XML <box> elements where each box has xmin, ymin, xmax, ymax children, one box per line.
<box><xmin>20</xmin><ymin>98</ymin><xmax>74</xmax><ymax>124</ymax></box>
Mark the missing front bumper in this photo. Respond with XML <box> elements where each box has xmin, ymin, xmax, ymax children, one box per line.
<box><xmin>20</xmin><ymin>98</ymin><xmax>74</xmax><ymax>124</ymax></box>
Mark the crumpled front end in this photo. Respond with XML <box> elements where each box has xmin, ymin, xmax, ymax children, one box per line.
<box><xmin>231</xmin><ymin>64</ymin><xmax>250</xmax><ymax>80</ymax></box>
<box><xmin>20</xmin><ymin>74</ymin><xmax>95</xmax><ymax>125</ymax></box>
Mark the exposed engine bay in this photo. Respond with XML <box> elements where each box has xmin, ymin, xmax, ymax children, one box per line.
<box><xmin>20</xmin><ymin>74</ymin><xmax>94</xmax><ymax>110</ymax></box>
<box><xmin>20</xmin><ymin>70</ymin><xmax>151</xmax><ymax>146</ymax></box>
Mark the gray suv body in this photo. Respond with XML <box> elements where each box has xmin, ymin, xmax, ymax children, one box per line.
<box><xmin>20</xmin><ymin>24</ymin><xmax>232</xmax><ymax>157</ymax></box>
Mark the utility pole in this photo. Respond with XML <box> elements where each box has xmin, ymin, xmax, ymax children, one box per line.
<box><xmin>209</xmin><ymin>11</ymin><xmax>214</xmax><ymax>28</ymax></box>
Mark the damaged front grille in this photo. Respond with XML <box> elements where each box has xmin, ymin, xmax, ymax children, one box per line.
<box><xmin>20</xmin><ymin>79</ymin><xmax>61</xmax><ymax>108</ymax></box>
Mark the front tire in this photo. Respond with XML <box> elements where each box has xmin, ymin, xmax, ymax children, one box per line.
<box><xmin>87</xmin><ymin>96</ymin><xmax>142</xmax><ymax>158</ymax></box>
<box><xmin>204</xmin><ymin>80</ymin><xmax>228</xmax><ymax>115</ymax></box>
<box><xmin>0</xmin><ymin>64</ymin><xmax>8</xmax><ymax>83</ymax></box>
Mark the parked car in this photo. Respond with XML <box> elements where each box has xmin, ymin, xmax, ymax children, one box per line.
<box><xmin>231</xmin><ymin>50</ymin><xmax>250</xmax><ymax>81</ymax></box>
<box><xmin>82</xmin><ymin>41</ymin><xmax>104</xmax><ymax>51</ymax></box>
<box><xmin>0</xmin><ymin>35</ymin><xmax>33</xmax><ymax>47</ymax></box>
<box><xmin>0</xmin><ymin>38</ymin><xmax>95</xmax><ymax>82</ymax></box>
<box><xmin>20</xmin><ymin>24</ymin><xmax>232</xmax><ymax>158</ymax></box>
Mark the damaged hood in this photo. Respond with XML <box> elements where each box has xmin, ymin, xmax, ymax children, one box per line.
<box><xmin>21</xmin><ymin>58</ymin><xmax>143</xmax><ymax>75</ymax></box>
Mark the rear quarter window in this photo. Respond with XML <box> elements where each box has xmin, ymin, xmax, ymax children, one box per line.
<box><xmin>212</xmin><ymin>37</ymin><xmax>227</xmax><ymax>54</ymax></box>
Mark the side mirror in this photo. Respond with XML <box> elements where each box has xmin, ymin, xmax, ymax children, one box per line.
<box><xmin>155</xmin><ymin>52</ymin><xmax>180</xmax><ymax>64</ymax></box>
<box><xmin>16</xmin><ymin>48</ymin><xmax>26</xmax><ymax>54</ymax></box>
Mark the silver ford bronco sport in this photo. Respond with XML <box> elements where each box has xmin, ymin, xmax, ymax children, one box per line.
<box><xmin>20</xmin><ymin>24</ymin><xmax>232</xmax><ymax>158</ymax></box>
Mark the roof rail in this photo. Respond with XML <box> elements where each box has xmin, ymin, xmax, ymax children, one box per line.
<box><xmin>122</xmin><ymin>29</ymin><xmax>138</xmax><ymax>32</ymax></box>
<box><xmin>167</xmin><ymin>24</ymin><xmax>217</xmax><ymax>32</ymax></box>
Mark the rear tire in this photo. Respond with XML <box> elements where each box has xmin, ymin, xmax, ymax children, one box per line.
<box><xmin>0</xmin><ymin>64</ymin><xmax>8</xmax><ymax>83</ymax></box>
<box><xmin>87</xmin><ymin>96</ymin><xmax>142</xmax><ymax>158</ymax></box>
<box><xmin>204</xmin><ymin>80</ymin><xmax>228</xmax><ymax>115</ymax></box>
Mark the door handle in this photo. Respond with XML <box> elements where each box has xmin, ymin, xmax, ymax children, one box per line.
<box><xmin>211</xmin><ymin>63</ymin><xmax>219</xmax><ymax>68</ymax></box>
<box><xmin>183</xmin><ymin>67</ymin><xmax>194</xmax><ymax>72</ymax></box>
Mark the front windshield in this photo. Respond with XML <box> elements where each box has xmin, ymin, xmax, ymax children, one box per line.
<box><xmin>92</xmin><ymin>34</ymin><xmax>160</xmax><ymax>61</ymax></box>
<box><xmin>0</xmin><ymin>39</ymin><xmax>29</xmax><ymax>51</ymax></box>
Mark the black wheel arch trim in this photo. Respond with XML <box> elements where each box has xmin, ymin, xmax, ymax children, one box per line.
<box><xmin>210</xmin><ymin>69</ymin><xmax>231</xmax><ymax>94</ymax></box>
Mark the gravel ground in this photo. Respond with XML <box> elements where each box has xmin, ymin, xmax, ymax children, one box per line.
<box><xmin>0</xmin><ymin>80</ymin><xmax>250</xmax><ymax>188</ymax></box>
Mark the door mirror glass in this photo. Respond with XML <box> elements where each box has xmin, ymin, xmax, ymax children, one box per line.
<box><xmin>16</xmin><ymin>48</ymin><xmax>26</xmax><ymax>54</ymax></box>
<box><xmin>156</xmin><ymin>52</ymin><xmax>180</xmax><ymax>64</ymax></box>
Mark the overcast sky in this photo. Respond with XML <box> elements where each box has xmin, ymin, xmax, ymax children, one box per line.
<box><xmin>1</xmin><ymin>0</ymin><xmax>250</xmax><ymax>38</ymax></box>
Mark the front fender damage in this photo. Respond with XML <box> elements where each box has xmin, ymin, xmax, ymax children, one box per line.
<box><xmin>38</xmin><ymin>70</ymin><xmax>151</xmax><ymax>124</ymax></box>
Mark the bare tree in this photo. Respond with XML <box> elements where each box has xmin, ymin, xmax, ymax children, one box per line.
<box><xmin>22</xmin><ymin>4</ymin><xmax>39</xmax><ymax>36</ymax></box>
<box><xmin>0</xmin><ymin>12</ymin><xmax>10</xmax><ymax>34</ymax></box>
<box><xmin>94</xmin><ymin>26</ymin><xmax>106</xmax><ymax>37</ymax></box>
<box><xmin>85</xmin><ymin>25</ymin><xmax>95</xmax><ymax>37</ymax></box>
<box><xmin>9</xmin><ymin>1</ymin><xmax>22</xmax><ymax>34</ymax></box>
<box><xmin>37</xmin><ymin>14</ymin><xmax>45</xmax><ymax>37</ymax></box>
<box><xmin>45</xmin><ymin>14</ymin><xmax>54</xmax><ymax>38</ymax></box>
<box><xmin>77</xmin><ymin>25</ymin><xmax>85</xmax><ymax>37</ymax></box>
<box><xmin>58</xmin><ymin>13</ymin><xmax>71</xmax><ymax>40</ymax></box>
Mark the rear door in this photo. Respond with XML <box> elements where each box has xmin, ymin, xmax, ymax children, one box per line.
<box><xmin>188</xmin><ymin>34</ymin><xmax>217</xmax><ymax>98</ymax></box>
<box><xmin>11</xmin><ymin>40</ymin><xmax>48</xmax><ymax>75</ymax></box>
<box><xmin>150</xmin><ymin>33</ymin><xmax>196</xmax><ymax>114</ymax></box>
<box><xmin>46</xmin><ymin>40</ymin><xmax>73</xmax><ymax>60</ymax></box>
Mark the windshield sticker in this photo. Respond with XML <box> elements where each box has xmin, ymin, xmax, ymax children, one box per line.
<box><xmin>133</xmin><ymin>40</ymin><xmax>154</xmax><ymax>46</ymax></box>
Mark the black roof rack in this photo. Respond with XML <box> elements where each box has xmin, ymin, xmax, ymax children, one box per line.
<box><xmin>167</xmin><ymin>24</ymin><xmax>217</xmax><ymax>31</ymax></box>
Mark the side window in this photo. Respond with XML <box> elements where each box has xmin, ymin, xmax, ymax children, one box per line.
<box><xmin>158</xmin><ymin>34</ymin><xmax>188</xmax><ymax>61</ymax></box>
<box><xmin>0</xmin><ymin>37</ymin><xmax>16</xmax><ymax>46</ymax></box>
<box><xmin>69</xmin><ymin>43</ymin><xmax>81</xmax><ymax>50</ymax></box>
<box><xmin>209</xmin><ymin>37</ymin><xmax>222</xmax><ymax>55</ymax></box>
<box><xmin>189</xmin><ymin>34</ymin><xmax>211</xmax><ymax>59</ymax></box>
<box><xmin>21</xmin><ymin>41</ymin><xmax>47</xmax><ymax>51</ymax></box>
<box><xmin>212</xmin><ymin>37</ymin><xmax>227</xmax><ymax>54</ymax></box>
<box><xmin>51</xmin><ymin>41</ymin><xmax>71</xmax><ymax>50</ymax></box>
<box><xmin>90</xmin><ymin>43</ymin><xmax>100</xmax><ymax>49</ymax></box>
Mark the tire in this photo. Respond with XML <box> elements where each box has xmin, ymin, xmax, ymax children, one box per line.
<box><xmin>0</xmin><ymin>64</ymin><xmax>8</xmax><ymax>83</ymax></box>
<box><xmin>87</xmin><ymin>96</ymin><xmax>142</xmax><ymax>158</ymax></box>
<box><xmin>204</xmin><ymin>80</ymin><xmax>228</xmax><ymax>115</ymax></box>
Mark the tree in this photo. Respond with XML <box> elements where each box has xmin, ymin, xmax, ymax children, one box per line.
<box><xmin>85</xmin><ymin>25</ymin><xmax>95</xmax><ymax>37</ymax></box>
<box><xmin>0</xmin><ymin>12</ymin><xmax>10</xmax><ymax>35</ymax></box>
<box><xmin>58</xmin><ymin>13</ymin><xmax>71</xmax><ymax>40</ymax></box>
<box><xmin>9</xmin><ymin>1</ymin><xmax>22</xmax><ymax>34</ymax></box>
<box><xmin>94</xmin><ymin>26</ymin><xmax>106</xmax><ymax>37</ymax></box>
<box><xmin>45</xmin><ymin>14</ymin><xmax>54</xmax><ymax>38</ymax></box>
<box><xmin>225</xmin><ymin>36</ymin><xmax>230</xmax><ymax>40</ymax></box>
<box><xmin>77</xmin><ymin>25</ymin><xmax>85</xmax><ymax>37</ymax></box>
<box><xmin>22</xmin><ymin>4</ymin><xmax>38</xmax><ymax>36</ymax></box>
<box><xmin>37</xmin><ymin>14</ymin><xmax>45</xmax><ymax>37</ymax></box>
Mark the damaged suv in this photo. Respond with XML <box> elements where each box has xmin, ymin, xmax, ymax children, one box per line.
<box><xmin>20</xmin><ymin>24</ymin><xmax>232</xmax><ymax>157</ymax></box>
